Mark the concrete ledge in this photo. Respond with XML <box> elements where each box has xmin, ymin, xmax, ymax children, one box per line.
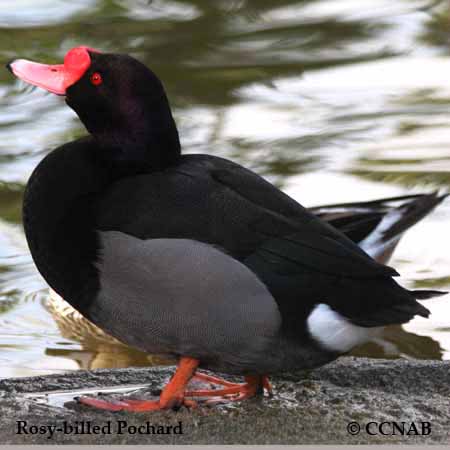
<box><xmin>0</xmin><ymin>357</ymin><xmax>449</xmax><ymax>444</ymax></box>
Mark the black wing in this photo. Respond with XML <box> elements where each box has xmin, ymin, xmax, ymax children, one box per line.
<box><xmin>211</xmin><ymin>166</ymin><xmax>397</xmax><ymax>278</ymax></box>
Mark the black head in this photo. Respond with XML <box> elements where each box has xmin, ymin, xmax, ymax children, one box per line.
<box><xmin>8</xmin><ymin>47</ymin><xmax>181</xmax><ymax>171</ymax></box>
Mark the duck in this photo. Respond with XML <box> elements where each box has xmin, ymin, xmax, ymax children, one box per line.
<box><xmin>7</xmin><ymin>46</ymin><xmax>446</xmax><ymax>412</ymax></box>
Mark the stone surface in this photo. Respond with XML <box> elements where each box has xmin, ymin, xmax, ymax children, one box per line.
<box><xmin>0</xmin><ymin>357</ymin><xmax>449</xmax><ymax>444</ymax></box>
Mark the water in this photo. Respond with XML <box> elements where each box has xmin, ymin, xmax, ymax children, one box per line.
<box><xmin>0</xmin><ymin>0</ymin><xmax>449</xmax><ymax>378</ymax></box>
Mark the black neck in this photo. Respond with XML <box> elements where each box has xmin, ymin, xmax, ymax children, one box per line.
<box><xmin>70</xmin><ymin>85</ymin><xmax>182</xmax><ymax>173</ymax></box>
<box><xmin>94</xmin><ymin>114</ymin><xmax>181</xmax><ymax>175</ymax></box>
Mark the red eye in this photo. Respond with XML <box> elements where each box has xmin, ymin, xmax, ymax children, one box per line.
<box><xmin>90</xmin><ymin>72</ymin><xmax>102</xmax><ymax>86</ymax></box>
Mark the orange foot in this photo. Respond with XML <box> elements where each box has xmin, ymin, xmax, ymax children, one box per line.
<box><xmin>192</xmin><ymin>372</ymin><xmax>273</xmax><ymax>396</ymax></box>
<box><xmin>76</xmin><ymin>357</ymin><xmax>272</xmax><ymax>412</ymax></box>
<box><xmin>186</xmin><ymin>374</ymin><xmax>272</xmax><ymax>404</ymax></box>
<box><xmin>76</xmin><ymin>396</ymin><xmax>197</xmax><ymax>412</ymax></box>
<box><xmin>77</xmin><ymin>357</ymin><xmax>199</xmax><ymax>412</ymax></box>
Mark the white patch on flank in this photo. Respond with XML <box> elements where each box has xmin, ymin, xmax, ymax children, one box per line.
<box><xmin>307</xmin><ymin>303</ymin><xmax>377</xmax><ymax>352</ymax></box>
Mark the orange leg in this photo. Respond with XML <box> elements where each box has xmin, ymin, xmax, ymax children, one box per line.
<box><xmin>77</xmin><ymin>357</ymin><xmax>199</xmax><ymax>412</ymax></box>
